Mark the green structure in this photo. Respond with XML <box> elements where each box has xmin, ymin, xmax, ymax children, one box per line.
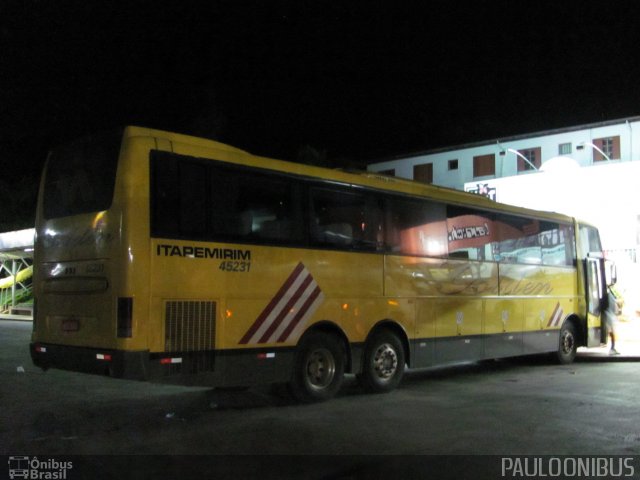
<box><xmin>0</xmin><ymin>228</ymin><xmax>34</xmax><ymax>320</ymax></box>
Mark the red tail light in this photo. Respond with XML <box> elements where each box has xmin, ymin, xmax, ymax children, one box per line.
<box><xmin>117</xmin><ymin>297</ymin><xmax>133</xmax><ymax>338</ymax></box>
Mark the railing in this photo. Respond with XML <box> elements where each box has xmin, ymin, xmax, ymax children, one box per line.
<box><xmin>605</xmin><ymin>248</ymin><xmax>639</xmax><ymax>264</ymax></box>
<box><xmin>0</xmin><ymin>257</ymin><xmax>33</xmax><ymax>314</ymax></box>
<box><xmin>0</xmin><ymin>284</ymin><xmax>32</xmax><ymax>314</ymax></box>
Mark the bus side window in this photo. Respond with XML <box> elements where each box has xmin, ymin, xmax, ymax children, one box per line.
<box><xmin>579</xmin><ymin>224</ymin><xmax>603</xmax><ymax>256</ymax></box>
<box><xmin>539</xmin><ymin>221</ymin><xmax>574</xmax><ymax>266</ymax></box>
<box><xmin>179</xmin><ymin>162</ymin><xmax>207</xmax><ymax>236</ymax></box>
<box><xmin>151</xmin><ymin>153</ymin><xmax>180</xmax><ymax>237</ymax></box>
<box><xmin>366</xmin><ymin>195</ymin><xmax>385</xmax><ymax>251</ymax></box>
<box><xmin>496</xmin><ymin>215</ymin><xmax>542</xmax><ymax>264</ymax></box>
<box><xmin>210</xmin><ymin>168</ymin><xmax>246</xmax><ymax>238</ymax></box>
<box><xmin>496</xmin><ymin>215</ymin><xmax>573</xmax><ymax>266</ymax></box>
<box><xmin>309</xmin><ymin>188</ymin><xmax>377</xmax><ymax>250</ymax></box>
<box><xmin>210</xmin><ymin>167</ymin><xmax>300</xmax><ymax>244</ymax></box>
<box><xmin>446</xmin><ymin>205</ymin><xmax>496</xmax><ymax>261</ymax></box>
<box><xmin>386</xmin><ymin>197</ymin><xmax>448</xmax><ymax>257</ymax></box>
<box><xmin>243</xmin><ymin>175</ymin><xmax>297</xmax><ymax>243</ymax></box>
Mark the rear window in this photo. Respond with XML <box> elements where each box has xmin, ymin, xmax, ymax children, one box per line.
<box><xmin>43</xmin><ymin>130</ymin><xmax>122</xmax><ymax>219</ymax></box>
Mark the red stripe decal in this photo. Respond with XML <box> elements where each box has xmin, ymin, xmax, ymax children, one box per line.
<box><xmin>277</xmin><ymin>286</ymin><xmax>322</xmax><ymax>342</ymax></box>
<box><xmin>257</xmin><ymin>274</ymin><xmax>314</xmax><ymax>344</ymax></box>
<box><xmin>238</xmin><ymin>262</ymin><xmax>305</xmax><ymax>344</ymax></box>
<box><xmin>547</xmin><ymin>302</ymin><xmax>562</xmax><ymax>327</ymax></box>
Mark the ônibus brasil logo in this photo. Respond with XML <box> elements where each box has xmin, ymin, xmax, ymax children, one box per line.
<box><xmin>8</xmin><ymin>456</ymin><xmax>73</xmax><ymax>480</ymax></box>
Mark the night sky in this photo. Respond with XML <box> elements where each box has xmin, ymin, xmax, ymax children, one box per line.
<box><xmin>3</xmin><ymin>0</ymin><xmax>640</xmax><ymax>228</ymax></box>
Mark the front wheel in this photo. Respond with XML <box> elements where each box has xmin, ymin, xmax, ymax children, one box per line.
<box><xmin>289</xmin><ymin>332</ymin><xmax>345</xmax><ymax>403</ymax></box>
<box><xmin>359</xmin><ymin>330</ymin><xmax>405</xmax><ymax>394</ymax></box>
<box><xmin>556</xmin><ymin>321</ymin><xmax>578</xmax><ymax>364</ymax></box>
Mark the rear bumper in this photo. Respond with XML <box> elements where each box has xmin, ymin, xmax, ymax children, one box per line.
<box><xmin>29</xmin><ymin>342</ymin><xmax>296</xmax><ymax>386</ymax></box>
<box><xmin>30</xmin><ymin>342</ymin><xmax>150</xmax><ymax>380</ymax></box>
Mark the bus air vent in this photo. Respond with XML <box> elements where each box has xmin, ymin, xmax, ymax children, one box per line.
<box><xmin>164</xmin><ymin>301</ymin><xmax>216</xmax><ymax>352</ymax></box>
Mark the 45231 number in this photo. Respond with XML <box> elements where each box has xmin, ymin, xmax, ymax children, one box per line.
<box><xmin>218</xmin><ymin>261</ymin><xmax>251</xmax><ymax>272</ymax></box>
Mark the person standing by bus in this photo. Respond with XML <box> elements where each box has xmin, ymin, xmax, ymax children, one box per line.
<box><xmin>605</xmin><ymin>285</ymin><xmax>623</xmax><ymax>355</ymax></box>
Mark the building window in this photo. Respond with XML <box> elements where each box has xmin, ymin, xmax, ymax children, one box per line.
<box><xmin>413</xmin><ymin>163</ymin><xmax>433</xmax><ymax>184</ymax></box>
<box><xmin>516</xmin><ymin>147</ymin><xmax>541</xmax><ymax>172</ymax></box>
<box><xmin>473</xmin><ymin>154</ymin><xmax>495</xmax><ymax>178</ymax></box>
<box><xmin>448</xmin><ymin>159</ymin><xmax>459</xmax><ymax>170</ymax></box>
<box><xmin>558</xmin><ymin>143</ymin><xmax>572</xmax><ymax>155</ymax></box>
<box><xmin>378</xmin><ymin>169</ymin><xmax>395</xmax><ymax>176</ymax></box>
<box><xmin>593</xmin><ymin>136</ymin><xmax>620</xmax><ymax>161</ymax></box>
<box><xmin>602</xmin><ymin>138</ymin><xmax>614</xmax><ymax>159</ymax></box>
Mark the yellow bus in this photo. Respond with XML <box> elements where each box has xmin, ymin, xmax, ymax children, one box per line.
<box><xmin>31</xmin><ymin>126</ymin><xmax>613</xmax><ymax>402</ymax></box>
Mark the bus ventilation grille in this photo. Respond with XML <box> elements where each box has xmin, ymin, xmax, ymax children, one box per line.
<box><xmin>164</xmin><ymin>301</ymin><xmax>216</xmax><ymax>353</ymax></box>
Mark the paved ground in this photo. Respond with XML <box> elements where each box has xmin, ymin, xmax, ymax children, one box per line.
<box><xmin>2</xmin><ymin>320</ymin><xmax>640</xmax><ymax>479</ymax></box>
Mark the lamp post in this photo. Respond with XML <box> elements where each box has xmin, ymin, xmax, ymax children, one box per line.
<box><xmin>507</xmin><ymin>148</ymin><xmax>538</xmax><ymax>171</ymax></box>
<box><xmin>496</xmin><ymin>142</ymin><xmax>539</xmax><ymax>175</ymax></box>
<box><xmin>579</xmin><ymin>141</ymin><xmax>611</xmax><ymax>162</ymax></box>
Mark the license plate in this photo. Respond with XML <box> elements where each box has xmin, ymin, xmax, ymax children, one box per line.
<box><xmin>61</xmin><ymin>319</ymin><xmax>79</xmax><ymax>332</ymax></box>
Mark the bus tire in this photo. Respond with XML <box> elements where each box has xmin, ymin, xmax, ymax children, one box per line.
<box><xmin>359</xmin><ymin>330</ymin><xmax>405</xmax><ymax>394</ymax></box>
<box><xmin>556</xmin><ymin>321</ymin><xmax>578</xmax><ymax>364</ymax></box>
<box><xmin>289</xmin><ymin>332</ymin><xmax>345</xmax><ymax>403</ymax></box>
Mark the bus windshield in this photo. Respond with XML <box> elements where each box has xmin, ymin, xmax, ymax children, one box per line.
<box><xmin>43</xmin><ymin>130</ymin><xmax>122</xmax><ymax>219</ymax></box>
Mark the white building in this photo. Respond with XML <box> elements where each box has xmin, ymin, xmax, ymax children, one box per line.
<box><xmin>368</xmin><ymin>116</ymin><xmax>640</xmax><ymax>314</ymax></box>
<box><xmin>367</xmin><ymin>116</ymin><xmax>640</xmax><ymax>190</ymax></box>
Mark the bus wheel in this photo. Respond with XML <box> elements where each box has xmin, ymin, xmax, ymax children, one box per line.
<box><xmin>556</xmin><ymin>321</ymin><xmax>577</xmax><ymax>364</ymax></box>
<box><xmin>359</xmin><ymin>330</ymin><xmax>405</xmax><ymax>394</ymax></box>
<box><xmin>289</xmin><ymin>332</ymin><xmax>345</xmax><ymax>403</ymax></box>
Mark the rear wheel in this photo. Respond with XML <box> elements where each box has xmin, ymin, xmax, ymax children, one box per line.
<box><xmin>359</xmin><ymin>330</ymin><xmax>405</xmax><ymax>393</ymax></box>
<box><xmin>556</xmin><ymin>321</ymin><xmax>578</xmax><ymax>364</ymax></box>
<box><xmin>289</xmin><ymin>332</ymin><xmax>345</xmax><ymax>403</ymax></box>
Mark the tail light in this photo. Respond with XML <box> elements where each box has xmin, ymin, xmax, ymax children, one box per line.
<box><xmin>117</xmin><ymin>297</ymin><xmax>133</xmax><ymax>338</ymax></box>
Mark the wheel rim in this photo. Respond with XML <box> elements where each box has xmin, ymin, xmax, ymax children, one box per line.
<box><xmin>305</xmin><ymin>348</ymin><xmax>336</xmax><ymax>391</ymax></box>
<box><xmin>561</xmin><ymin>329</ymin><xmax>575</xmax><ymax>355</ymax></box>
<box><xmin>373</xmin><ymin>343</ymin><xmax>398</xmax><ymax>380</ymax></box>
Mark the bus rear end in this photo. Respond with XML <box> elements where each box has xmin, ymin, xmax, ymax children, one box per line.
<box><xmin>30</xmin><ymin>128</ymin><xmax>146</xmax><ymax>379</ymax></box>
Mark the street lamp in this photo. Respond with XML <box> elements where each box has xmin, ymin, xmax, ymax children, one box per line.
<box><xmin>578</xmin><ymin>141</ymin><xmax>611</xmax><ymax>162</ymax></box>
<box><xmin>506</xmin><ymin>148</ymin><xmax>538</xmax><ymax>171</ymax></box>
<box><xmin>496</xmin><ymin>142</ymin><xmax>539</xmax><ymax>175</ymax></box>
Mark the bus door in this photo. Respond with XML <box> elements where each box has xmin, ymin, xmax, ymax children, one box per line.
<box><xmin>585</xmin><ymin>257</ymin><xmax>606</xmax><ymax>347</ymax></box>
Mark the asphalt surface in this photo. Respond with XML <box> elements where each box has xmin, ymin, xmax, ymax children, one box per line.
<box><xmin>3</xmin><ymin>320</ymin><xmax>640</xmax><ymax>479</ymax></box>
